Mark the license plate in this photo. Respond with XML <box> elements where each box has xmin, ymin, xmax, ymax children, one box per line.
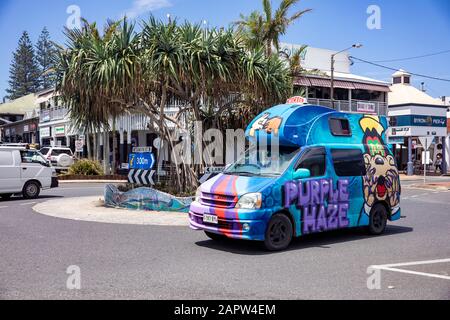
<box><xmin>203</xmin><ymin>214</ymin><xmax>218</xmax><ymax>224</ymax></box>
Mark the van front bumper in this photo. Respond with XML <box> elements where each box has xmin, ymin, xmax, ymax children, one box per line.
<box><xmin>189</xmin><ymin>201</ymin><xmax>268</xmax><ymax>241</ymax></box>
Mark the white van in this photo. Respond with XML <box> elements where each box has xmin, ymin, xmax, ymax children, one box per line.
<box><xmin>0</xmin><ymin>147</ymin><xmax>58</xmax><ymax>199</ymax></box>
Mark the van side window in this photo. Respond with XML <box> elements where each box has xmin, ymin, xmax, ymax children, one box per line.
<box><xmin>20</xmin><ymin>151</ymin><xmax>35</xmax><ymax>163</ymax></box>
<box><xmin>331</xmin><ymin>149</ymin><xmax>366</xmax><ymax>176</ymax></box>
<box><xmin>296</xmin><ymin>147</ymin><xmax>326</xmax><ymax>177</ymax></box>
<box><xmin>329</xmin><ymin>118</ymin><xmax>351</xmax><ymax>136</ymax></box>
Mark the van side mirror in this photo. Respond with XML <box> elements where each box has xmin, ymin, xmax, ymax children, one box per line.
<box><xmin>293</xmin><ymin>168</ymin><xmax>311</xmax><ymax>180</ymax></box>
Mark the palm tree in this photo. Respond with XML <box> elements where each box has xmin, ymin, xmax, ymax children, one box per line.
<box><xmin>235</xmin><ymin>0</ymin><xmax>311</xmax><ymax>56</ymax></box>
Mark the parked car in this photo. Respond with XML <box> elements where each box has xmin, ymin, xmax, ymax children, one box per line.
<box><xmin>39</xmin><ymin>146</ymin><xmax>75</xmax><ymax>171</ymax></box>
<box><xmin>189</xmin><ymin>98</ymin><xmax>401</xmax><ymax>251</ymax></box>
<box><xmin>0</xmin><ymin>146</ymin><xmax>58</xmax><ymax>199</ymax></box>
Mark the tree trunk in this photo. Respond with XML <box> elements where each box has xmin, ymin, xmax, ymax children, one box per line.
<box><xmin>112</xmin><ymin>118</ymin><xmax>117</xmax><ymax>174</ymax></box>
<box><xmin>92</xmin><ymin>131</ymin><xmax>98</xmax><ymax>161</ymax></box>
<box><xmin>103</xmin><ymin>130</ymin><xmax>109</xmax><ymax>175</ymax></box>
<box><xmin>86</xmin><ymin>130</ymin><xmax>92</xmax><ymax>160</ymax></box>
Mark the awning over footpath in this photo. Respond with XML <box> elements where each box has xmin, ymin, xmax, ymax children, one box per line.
<box><xmin>294</xmin><ymin>75</ymin><xmax>391</xmax><ymax>92</ymax></box>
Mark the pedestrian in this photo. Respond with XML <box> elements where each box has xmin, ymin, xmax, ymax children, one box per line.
<box><xmin>435</xmin><ymin>156</ymin><xmax>442</xmax><ymax>174</ymax></box>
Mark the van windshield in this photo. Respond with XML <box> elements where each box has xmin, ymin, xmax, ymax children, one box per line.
<box><xmin>224</xmin><ymin>145</ymin><xmax>300</xmax><ymax>177</ymax></box>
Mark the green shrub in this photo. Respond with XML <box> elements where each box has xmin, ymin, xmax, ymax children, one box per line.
<box><xmin>68</xmin><ymin>159</ymin><xmax>103</xmax><ymax>176</ymax></box>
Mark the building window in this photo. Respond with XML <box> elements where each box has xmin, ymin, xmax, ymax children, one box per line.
<box><xmin>329</xmin><ymin>118</ymin><xmax>352</xmax><ymax>136</ymax></box>
<box><xmin>393</xmin><ymin>77</ymin><xmax>402</xmax><ymax>84</ymax></box>
<box><xmin>331</xmin><ymin>148</ymin><xmax>366</xmax><ymax>177</ymax></box>
<box><xmin>403</xmin><ymin>76</ymin><xmax>410</xmax><ymax>84</ymax></box>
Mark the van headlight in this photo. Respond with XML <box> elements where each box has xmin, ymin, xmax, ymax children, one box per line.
<box><xmin>235</xmin><ymin>193</ymin><xmax>262</xmax><ymax>210</ymax></box>
<box><xmin>195</xmin><ymin>187</ymin><xmax>202</xmax><ymax>203</ymax></box>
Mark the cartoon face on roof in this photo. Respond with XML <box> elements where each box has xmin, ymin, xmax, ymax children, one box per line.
<box><xmin>249</xmin><ymin>113</ymin><xmax>283</xmax><ymax>137</ymax></box>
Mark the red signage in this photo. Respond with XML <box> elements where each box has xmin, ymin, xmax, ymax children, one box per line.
<box><xmin>287</xmin><ymin>96</ymin><xmax>308</xmax><ymax>104</ymax></box>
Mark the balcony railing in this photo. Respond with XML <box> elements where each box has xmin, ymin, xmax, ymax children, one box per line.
<box><xmin>39</xmin><ymin>107</ymin><xmax>69</xmax><ymax>123</ymax></box>
<box><xmin>307</xmin><ymin>98</ymin><xmax>388</xmax><ymax>116</ymax></box>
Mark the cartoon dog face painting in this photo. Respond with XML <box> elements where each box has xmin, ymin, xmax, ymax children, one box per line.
<box><xmin>360</xmin><ymin>115</ymin><xmax>400</xmax><ymax>216</ymax></box>
<box><xmin>249</xmin><ymin>113</ymin><xmax>283</xmax><ymax>137</ymax></box>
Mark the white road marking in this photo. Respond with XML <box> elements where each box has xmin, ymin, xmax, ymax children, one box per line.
<box><xmin>378</xmin><ymin>258</ymin><xmax>450</xmax><ymax>268</ymax></box>
<box><xmin>19</xmin><ymin>202</ymin><xmax>37</xmax><ymax>206</ymax></box>
<box><xmin>58</xmin><ymin>187</ymin><xmax>105</xmax><ymax>190</ymax></box>
<box><xmin>370</xmin><ymin>258</ymin><xmax>450</xmax><ymax>281</ymax></box>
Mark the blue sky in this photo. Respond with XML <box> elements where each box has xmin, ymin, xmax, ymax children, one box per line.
<box><xmin>0</xmin><ymin>0</ymin><xmax>449</xmax><ymax>99</ymax></box>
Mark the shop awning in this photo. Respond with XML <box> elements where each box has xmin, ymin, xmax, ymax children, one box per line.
<box><xmin>295</xmin><ymin>76</ymin><xmax>391</xmax><ymax>92</ymax></box>
<box><xmin>352</xmin><ymin>82</ymin><xmax>391</xmax><ymax>92</ymax></box>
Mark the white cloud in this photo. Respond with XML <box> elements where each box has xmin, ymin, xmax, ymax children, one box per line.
<box><xmin>124</xmin><ymin>0</ymin><xmax>172</xmax><ymax>19</ymax></box>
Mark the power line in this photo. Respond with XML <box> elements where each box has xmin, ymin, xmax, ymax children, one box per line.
<box><xmin>350</xmin><ymin>56</ymin><xmax>450</xmax><ymax>82</ymax></box>
<box><xmin>356</xmin><ymin>49</ymin><xmax>450</xmax><ymax>63</ymax></box>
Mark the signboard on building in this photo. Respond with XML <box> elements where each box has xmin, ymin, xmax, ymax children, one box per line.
<box><xmin>23</xmin><ymin>125</ymin><xmax>29</xmax><ymax>132</ymax></box>
<box><xmin>41</xmin><ymin>110</ymin><xmax>50</xmax><ymax>122</ymax></box>
<box><xmin>357</xmin><ymin>102</ymin><xmax>376</xmax><ymax>114</ymax></box>
<box><xmin>40</xmin><ymin>127</ymin><xmax>50</xmax><ymax>138</ymax></box>
<box><xmin>54</xmin><ymin>126</ymin><xmax>65</xmax><ymax>136</ymax></box>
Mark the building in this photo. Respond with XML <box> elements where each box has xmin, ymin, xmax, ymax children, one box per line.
<box><xmin>387</xmin><ymin>70</ymin><xmax>447</xmax><ymax>175</ymax></box>
<box><xmin>0</xmin><ymin>94</ymin><xmax>39</xmax><ymax>144</ymax></box>
<box><xmin>280</xmin><ymin>43</ymin><xmax>390</xmax><ymax>116</ymax></box>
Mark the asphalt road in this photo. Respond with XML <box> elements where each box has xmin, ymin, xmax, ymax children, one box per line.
<box><xmin>0</xmin><ymin>182</ymin><xmax>449</xmax><ymax>300</ymax></box>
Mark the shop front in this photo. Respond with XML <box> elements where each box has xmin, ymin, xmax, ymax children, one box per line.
<box><xmin>388</xmin><ymin>70</ymin><xmax>447</xmax><ymax>175</ymax></box>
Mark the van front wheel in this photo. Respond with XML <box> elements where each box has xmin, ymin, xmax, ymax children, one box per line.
<box><xmin>264</xmin><ymin>214</ymin><xmax>293</xmax><ymax>251</ymax></box>
<box><xmin>23</xmin><ymin>181</ymin><xmax>40</xmax><ymax>199</ymax></box>
<box><xmin>368</xmin><ymin>204</ymin><xmax>388</xmax><ymax>235</ymax></box>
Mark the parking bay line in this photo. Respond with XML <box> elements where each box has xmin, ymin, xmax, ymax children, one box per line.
<box><xmin>370</xmin><ymin>258</ymin><xmax>450</xmax><ymax>281</ymax></box>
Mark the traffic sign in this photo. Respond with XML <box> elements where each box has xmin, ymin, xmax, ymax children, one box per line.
<box><xmin>129</xmin><ymin>152</ymin><xmax>155</xmax><ymax>170</ymax></box>
<box><xmin>418</xmin><ymin>137</ymin><xmax>434</xmax><ymax>150</ymax></box>
<box><xmin>75</xmin><ymin>139</ymin><xmax>84</xmax><ymax>152</ymax></box>
<box><xmin>128</xmin><ymin>169</ymin><xmax>155</xmax><ymax>185</ymax></box>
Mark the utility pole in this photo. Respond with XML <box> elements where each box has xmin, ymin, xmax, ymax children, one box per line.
<box><xmin>330</xmin><ymin>44</ymin><xmax>363</xmax><ymax>110</ymax></box>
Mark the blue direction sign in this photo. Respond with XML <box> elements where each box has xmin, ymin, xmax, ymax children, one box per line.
<box><xmin>128</xmin><ymin>152</ymin><xmax>155</xmax><ymax>170</ymax></box>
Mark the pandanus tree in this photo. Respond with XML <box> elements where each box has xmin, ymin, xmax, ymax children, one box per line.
<box><xmin>54</xmin><ymin>16</ymin><xmax>292</xmax><ymax>193</ymax></box>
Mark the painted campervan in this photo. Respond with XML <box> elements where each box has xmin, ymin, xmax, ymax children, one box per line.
<box><xmin>189</xmin><ymin>101</ymin><xmax>401</xmax><ymax>251</ymax></box>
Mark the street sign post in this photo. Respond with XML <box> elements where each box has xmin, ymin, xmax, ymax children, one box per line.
<box><xmin>419</xmin><ymin>136</ymin><xmax>434</xmax><ymax>183</ymax></box>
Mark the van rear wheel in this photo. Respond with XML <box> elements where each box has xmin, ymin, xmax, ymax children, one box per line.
<box><xmin>368</xmin><ymin>204</ymin><xmax>388</xmax><ymax>235</ymax></box>
<box><xmin>23</xmin><ymin>181</ymin><xmax>40</xmax><ymax>199</ymax></box>
<box><xmin>264</xmin><ymin>214</ymin><xmax>293</xmax><ymax>251</ymax></box>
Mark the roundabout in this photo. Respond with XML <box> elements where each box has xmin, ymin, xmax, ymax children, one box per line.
<box><xmin>32</xmin><ymin>196</ymin><xmax>189</xmax><ymax>226</ymax></box>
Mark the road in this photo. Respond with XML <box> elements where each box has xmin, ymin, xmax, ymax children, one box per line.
<box><xmin>0</xmin><ymin>182</ymin><xmax>449</xmax><ymax>300</ymax></box>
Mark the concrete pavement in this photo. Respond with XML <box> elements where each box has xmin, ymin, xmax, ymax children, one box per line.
<box><xmin>0</xmin><ymin>183</ymin><xmax>449</xmax><ymax>300</ymax></box>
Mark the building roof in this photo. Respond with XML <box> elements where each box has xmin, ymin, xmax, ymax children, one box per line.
<box><xmin>0</xmin><ymin>94</ymin><xmax>37</xmax><ymax>115</ymax></box>
<box><xmin>389</xmin><ymin>83</ymin><xmax>444</xmax><ymax>107</ymax></box>
<box><xmin>295</xmin><ymin>71</ymin><xmax>391</xmax><ymax>92</ymax></box>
